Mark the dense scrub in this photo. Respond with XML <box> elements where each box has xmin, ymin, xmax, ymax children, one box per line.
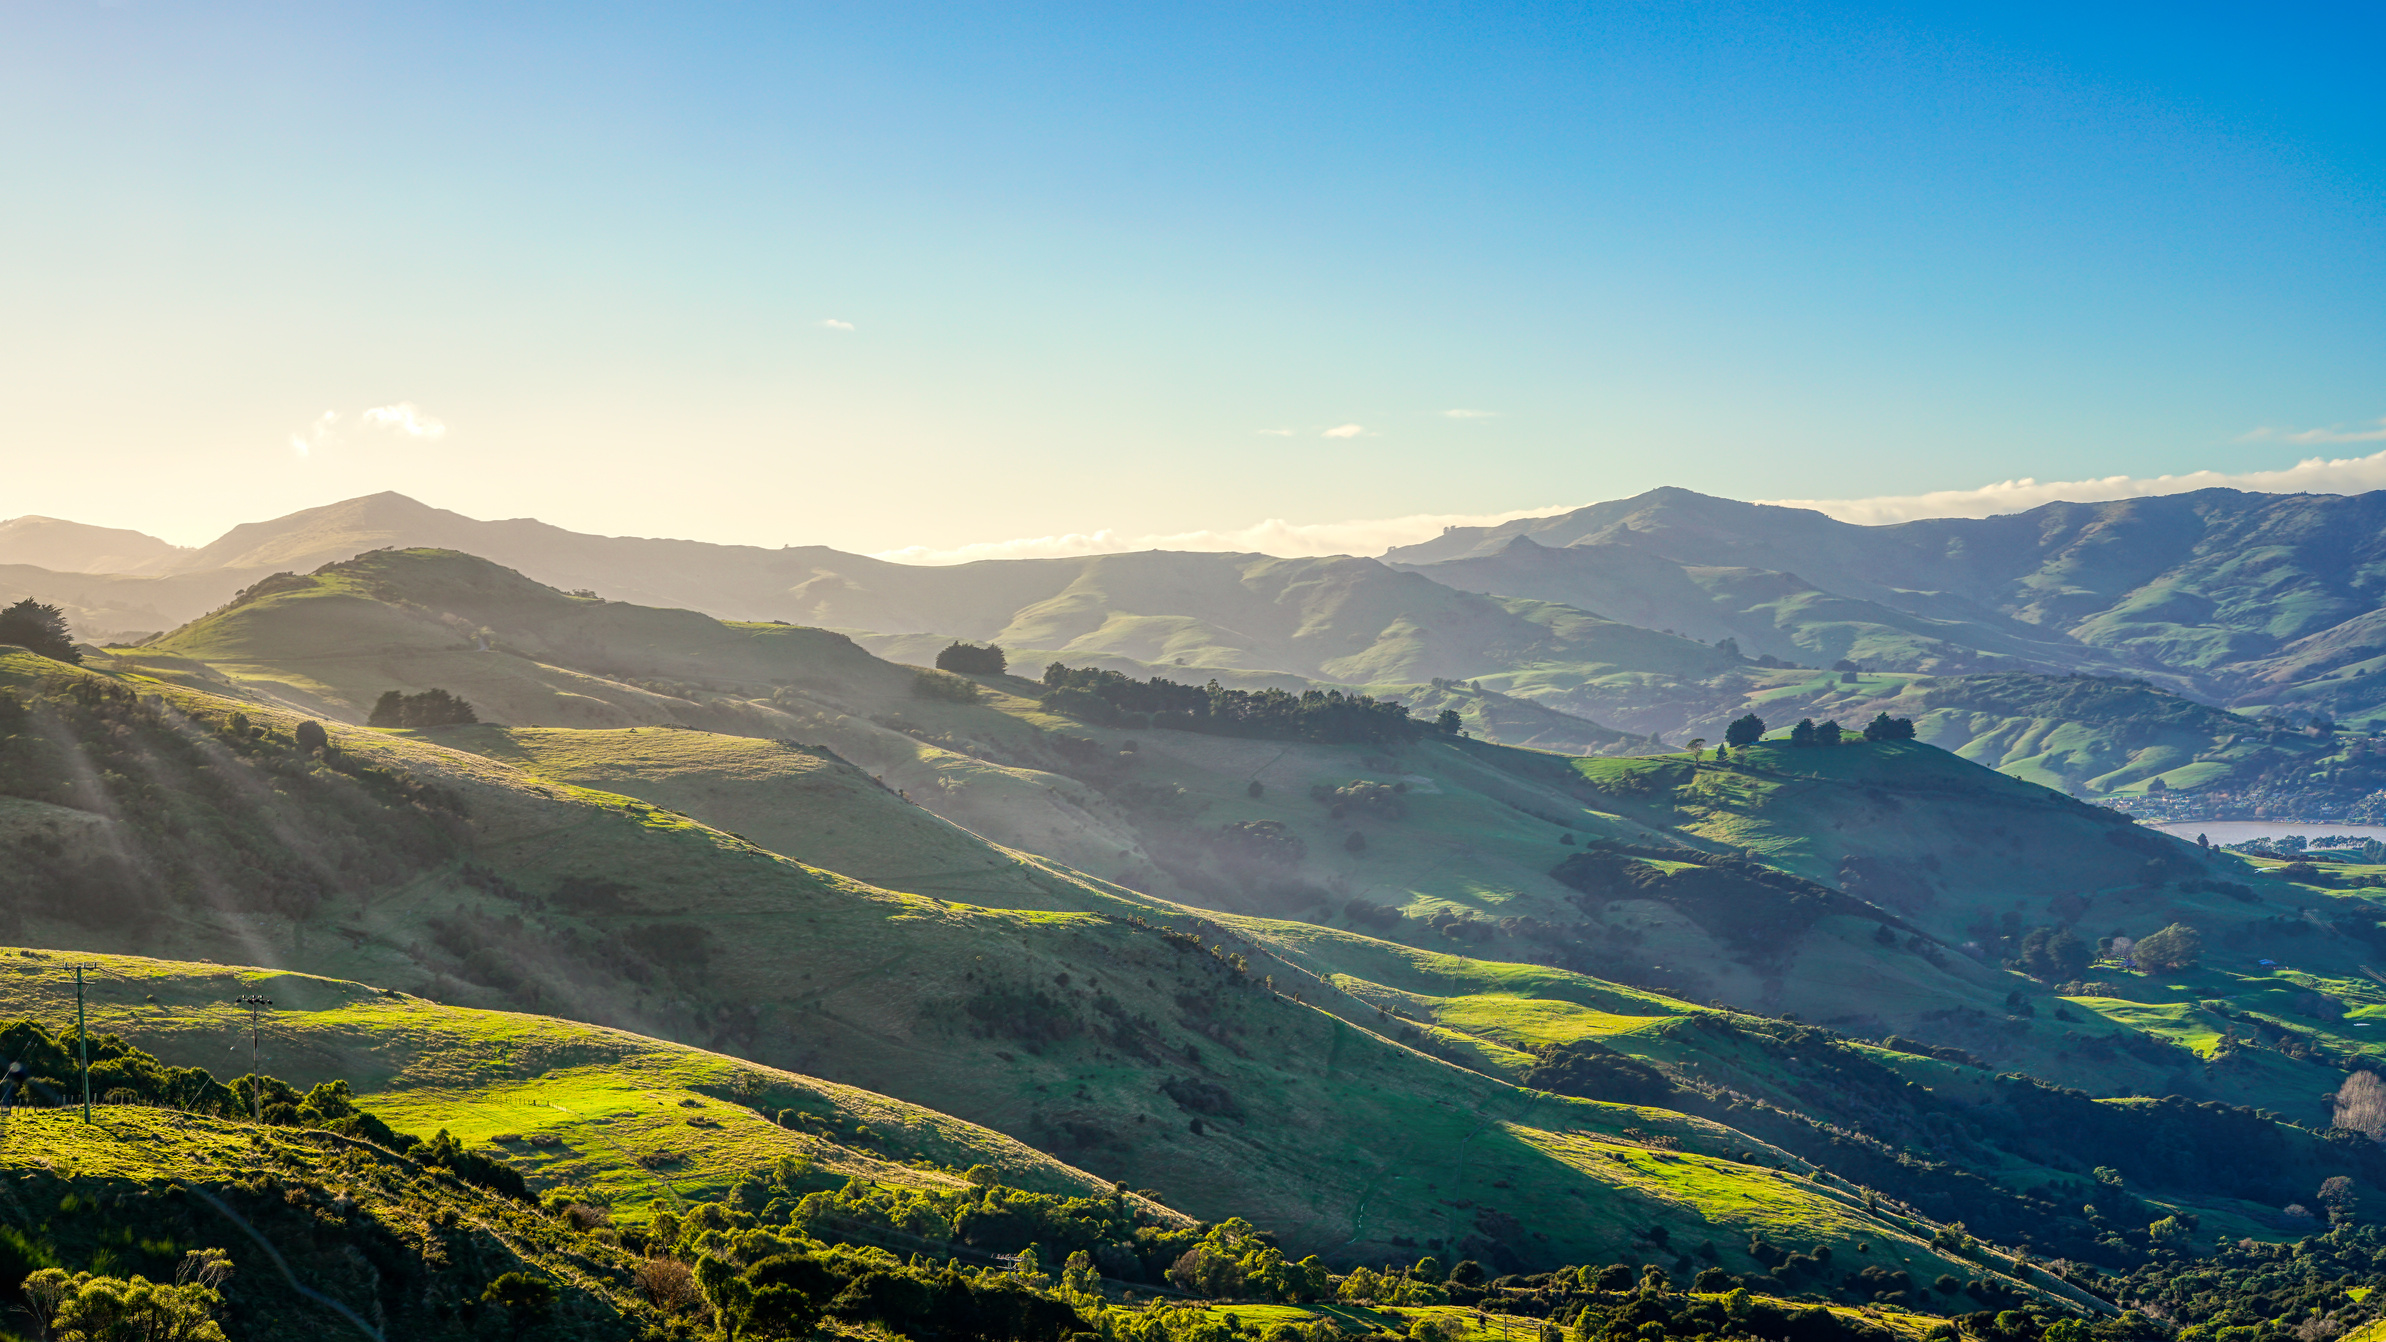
<box><xmin>1524</xmin><ymin>1015</ymin><xmax>2386</xmax><ymax>1273</ymax></box>
<box><xmin>1040</xmin><ymin>664</ymin><xmax>1437</xmax><ymax>746</ymax></box>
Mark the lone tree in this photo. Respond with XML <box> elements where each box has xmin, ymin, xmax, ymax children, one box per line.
<box><xmin>1724</xmin><ymin>714</ymin><xmax>1766</xmax><ymax>748</ymax></box>
<box><xmin>1862</xmin><ymin>711</ymin><xmax>1917</xmax><ymax>741</ymax></box>
<box><xmin>934</xmin><ymin>641</ymin><xmax>1007</xmax><ymax>675</ymax></box>
<box><xmin>293</xmin><ymin>720</ymin><xmax>329</xmax><ymax>754</ymax></box>
<box><xmin>0</xmin><ymin>598</ymin><xmax>79</xmax><ymax>664</ymax></box>
<box><xmin>1815</xmin><ymin>719</ymin><xmax>1843</xmax><ymax>746</ymax></box>
<box><xmin>1789</xmin><ymin>718</ymin><xmax>1817</xmax><ymax>747</ymax></box>
<box><xmin>1436</xmin><ymin>708</ymin><xmax>1463</xmax><ymax>735</ymax></box>
<box><xmin>2132</xmin><ymin>922</ymin><xmax>2203</xmax><ymax>972</ymax></box>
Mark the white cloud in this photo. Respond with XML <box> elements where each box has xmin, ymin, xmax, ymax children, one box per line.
<box><xmin>1763</xmin><ymin>445</ymin><xmax>2386</xmax><ymax>525</ymax></box>
<box><xmin>870</xmin><ymin>503</ymin><xmax>1583</xmax><ymax>565</ymax></box>
<box><xmin>1255</xmin><ymin>428</ymin><xmax>1294</xmax><ymax>437</ymax></box>
<box><xmin>289</xmin><ymin>410</ymin><xmax>338</xmax><ymax>458</ymax></box>
<box><xmin>287</xmin><ymin>402</ymin><xmax>447</xmax><ymax>458</ymax></box>
<box><xmin>1442</xmin><ymin>408</ymin><xmax>1499</xmax><ymax>419</ymax></box>
<box><xmin>819</xmin><ymin>318</ymin><xmax>855</xmax><ymax>331</ymax></box>
<box><xmin>2240</xmin><ymin>417</ymin><xmax>2386</xmax><ymax>445</ymax></box>
<box><xmin>360</xmin><ymin>402</ymin><xmax>448</xmax><ymax>438</ymax></box>
<box><xmin>1321</xmin><ymin>424</ymin><xmax>1366</xmax><ymax>439</ymax></box>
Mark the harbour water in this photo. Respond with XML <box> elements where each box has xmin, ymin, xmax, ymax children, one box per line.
<box><xmin>2150</xmin><ymin>820</ymin><xmax>2386</xmax><ymax>845</ymax></box>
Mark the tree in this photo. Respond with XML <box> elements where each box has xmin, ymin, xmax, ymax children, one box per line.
<box><xmin>2320</xmin><ymin>1176</ymin><xmax>2361</xmax><ymax>1226</ymax></box>
<box><xmin>1724</xmin><ymin>714</ymin><xmax>1766</xmax><ymax>747</ymax></box>
<box><xmin>1862</xmin><ymin>712</ymin><xmax>1916</xmax><ymax>741</ymax></box>
<box><xmin>1246</xmin><ymin>780</ymin><xmax>1265</xmax><ymax>799</ymax></box>
<box><xmin>635</xmin><ymin>1257</ymin><xmax>700</xmax><ymax>1311</ymax></box>
<box><xmin>935</xmin><ymin>641</ymin><xmax>1008</xmax><ymax>675</ymax></box>
<box><xmin>1436</xmin><ymin>708</ymin><xmax>1463</xmax><ymax>735</ymax></box>
<box><xmin>731</xmin><ymin>1255</ymin><xmax>841</xmax><ymax>1337</ymax></box>
<box><xmin>2335</xmin><ymin>1071</ymin><xmax>2386</xmax><ymax>1139</ymax></box>
<box><xmin>1789</xmin><ymin>718</ymin><xmax>1817</xmax><ymax>747</ymax></box>
<box><xmin>1814</xmin><ymin>720</ymin><xmax>1842</xmax><ymax>746</ymax></box>
<box><xmin>1685</xmin><ymin>737</ymin><xmax>1707</xmax><ymax>760</ymax></box>
<box><xmin>2132</xmin><ymin>922</ymin><xmax>2202</xmax><ymax>971</ymax></box>
<box><xmin>2018</xmin><ymin>926</ymin><xmax>2092</xmax><ymax>981</ymax></box>
<box><xmin>0</xmin><ymin>598</ymin><xmax>79</xmax><ymax>664</ymax></box>
<box><xmin>368</xmin><ymin>690</ymin><xmax>406</xmax><ymax>727</ymax></box>
<box><xmin>293</xmin><ymin>720</ymin><xmax>328</xmax><ymax>754</ymax></box>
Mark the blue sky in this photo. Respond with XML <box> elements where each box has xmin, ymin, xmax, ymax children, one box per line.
<box><xmin>4</xmin><ymin>1</ymin><xmax>2381</xmax><ymax>556</ymax></box>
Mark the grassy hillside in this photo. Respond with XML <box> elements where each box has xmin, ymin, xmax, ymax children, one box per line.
<box><xmin>85</xmin><ymin>550</ymin><xmax>2357</xmax><ymax>1081</ymax></box>
<box><xmin>10</xmin><ymin>624</ymin><xmax>2382</xmax><ymax>1327</ymax></box>
<box><xmin>101</xmin><ymin>549</ymin><xmax>1694</xmax><ymax>914</ymax></box>
<box><xmin>0</xmin><ymin>653</ymin><xmax>2025</xmax><ymax>1280</ymax></box>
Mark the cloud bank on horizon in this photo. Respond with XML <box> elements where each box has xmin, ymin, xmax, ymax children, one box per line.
<box><xmin>1765</xmin><ymin>441</ymin><xmax>2386</xmax><ymax>525</ymax></box>
<box><xmin>870</xmin><ymin>503</ymin><xmax>1583</xmax><ymax>565</ymax></box>
<box><xmin>877</xmin><ymin>439</ymin><xmax>2386</xmax><ymax>564</ymax></box>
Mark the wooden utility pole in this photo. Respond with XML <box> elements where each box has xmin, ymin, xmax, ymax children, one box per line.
<box><xmin>67</xmin><ymin>964</ymin><xmax>98</xmax><ymax>1123</ymax></box>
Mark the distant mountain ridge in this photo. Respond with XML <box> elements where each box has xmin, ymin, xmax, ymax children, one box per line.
<box><xmin>0</xmin><ymin>514</ymin><xmax>187</xmax><ymax>574</ymax></box>
<box><xmin>18</xmin><ymin>483</ymin><xmax>2386</xmax><ymax>743</ymax></box>
<box><xmin>1392</xmin><ymin>485</ymin><xmax>2386</xmax><ymax>712</ymax></box>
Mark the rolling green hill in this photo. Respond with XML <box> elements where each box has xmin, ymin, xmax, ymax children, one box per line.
<box><xmin>11</xmin><ymin>603</ymin><xmax>2386</xmax><ymax>1332</ymax></box>
<box><xmin>80</xmin><ymin>548</ymin><xmax>2345</xmax><ymax>1075</ymax></box>
<box><xmin>0</xmin><ymin>650</ymin><xmax>2022</xmax><ymax>1282</ymax></box>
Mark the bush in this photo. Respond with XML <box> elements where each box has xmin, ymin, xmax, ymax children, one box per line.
<box><xmin>1041</xmin><ymin>662</ymin><xmax>1423</xmax><ymax>745</ymax></box>
<box><xmin>936</xmin><ymin>641</ymin><xmax>1008</xmax><ymax>675</ymax></box>
<box><xmin>481</xmin><ymin>1271</ymin><xmax>557</xmax><ymax>1322</ymax></box>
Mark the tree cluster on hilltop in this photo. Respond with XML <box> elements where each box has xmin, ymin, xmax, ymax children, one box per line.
<box><xmin>368</xmin><ymin>687</ymin><xmax>479</xmax><ymax>727</ymax></box>
<box><xmin>936</xmin><ymin>641</ymin><xmax>1009</xmax><ymax>675</ymax></box>
<box><xmin>1723</xmin><ymin>711</ymin><xmax>1914</xmax><ymax>748</ymax></box>
<box><xmin>1039</xmin><ymin>664</ymin><xmax>1447</xmax><ymax>746</ymax></box>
